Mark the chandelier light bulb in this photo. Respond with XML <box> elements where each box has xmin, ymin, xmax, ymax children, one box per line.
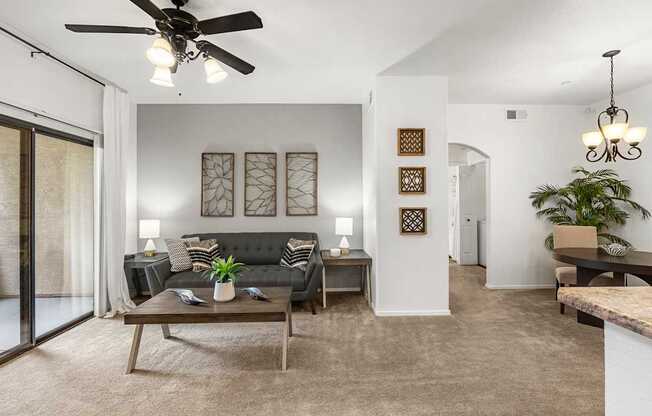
<box><xmin>146</xmin><ymin>37</ymin><xmax>176</xmax><ymax>68</ymax></box>
<box><xmin>204</xmin><ymin>58</ymin><xmax>228</xmax><ymax>84</ymax></box>
<box><xmin>149</xmin><ymin>66</ymin><xmax>174</xmax><ymax>87</ymax></box>
<box><xmin>624</xmin><ymin>127</ymin><xmax>647</xmax><ymax>146</ymax></box>
<box><xmin>601</xmin><ymin>122</ymin><xmax>629</xmax><ymax>143</ymax></box>
<box><xmin>582</xmin><ymin>131</ymin><xmax>604</xmax><ymax>150</ymax></box>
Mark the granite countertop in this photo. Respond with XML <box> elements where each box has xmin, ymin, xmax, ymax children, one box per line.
<box><xmin>558</xmin><ymin>287</ymin><xmax>652</xmax><ymax>338</ymax></box>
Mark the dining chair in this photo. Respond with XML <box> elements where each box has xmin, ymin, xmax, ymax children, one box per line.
<box><xmin>552</xmin><ymin>225</ymin><xmax>624</xmax><ymax>314</ymax></box>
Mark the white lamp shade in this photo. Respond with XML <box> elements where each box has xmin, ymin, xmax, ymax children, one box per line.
<box><xmin>335</xmin><ymin>217</ymin><xmax>353</xmax><ymax>236</ymax></box>
<box><xmin>582</xmin><ymin>131</ymin><xmax>604</xmax><ymax>149</ymax></box>
<box><xmin>139</xmin><ymin>219</ymin><xmax>160</xmax><ymax>239</ymax></box>
<box><xmin>601</xmin><ymin>122</ymin><xmax>629</xmax><ymax>142</ymax></box>
<box><xmin>146</xmin><ymin>37</ymin><xmax>176</xmax><ymax>68</ymax></box>
<box><xmin>624</xmin><ymin>126</ymin><xmax>647</xmax><ymax>145</ymax></box>
<box><xmin>204</xmin><ymin>58</ymin><xmax>228</xmax><ymax>83</ymax></box>
<box><xmin>150</xmin><ymin>66</ymin><xmax>174</xmax><ymax>87</ymax></box>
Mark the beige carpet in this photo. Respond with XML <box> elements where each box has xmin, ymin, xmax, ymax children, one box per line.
<box><xmin>0</xmin><ymin>266</ymin><xmax>603</xmax><ymax>415</ymax></box>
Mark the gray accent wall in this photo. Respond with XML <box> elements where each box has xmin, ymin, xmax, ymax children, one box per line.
<box><xmin>137</xmin><ymin>104</ymin><xmax>363</xmax><ymax>289</ymax></box>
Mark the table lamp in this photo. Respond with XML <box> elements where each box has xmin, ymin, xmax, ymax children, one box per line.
<box><xmin>139</xmin><ymin>219</ymin><xmax>160</xmax><ymax>257</ymax></box>
<box><xmin>335</xmin><ymin>217</ymin><xmax>353</xmax><ymax>256</ymax></box>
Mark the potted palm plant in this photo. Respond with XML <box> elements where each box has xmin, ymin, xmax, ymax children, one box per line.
<box><xmin>530</xmin><ymin>167</ymin><xmax>650</xmax><ymax>249</ymax></box>
<box><xmin>204</xmin><ymin>255</ymin><xmax>245</xmax><ymax>302</ymax></box>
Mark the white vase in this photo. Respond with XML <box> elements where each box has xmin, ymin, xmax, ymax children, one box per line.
<box><xmin>213</xmin><ymin>281</ymin><xmax>236</xmax><ymax>302</ymax></box>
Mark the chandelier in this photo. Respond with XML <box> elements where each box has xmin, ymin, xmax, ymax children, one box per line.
<box><xmin>582</xmin><ymin>50</ymin><xmax>646</xmax><ymax>162</ymax></box>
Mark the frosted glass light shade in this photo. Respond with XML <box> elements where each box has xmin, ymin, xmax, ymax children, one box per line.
<box><xmin>582</xmin><ymin>131</ymin><xmax>604</xmax><ymax>149</ymax></box>
<box><xmin>624</xmin><ymin>127</ymin><xmax>647</xmax><ymax>145</ymax></box>
<box><xmin>139</xmin><ymin>219</ymin><xmax>160</xmax><ymax>239</ymax></box>
<box><xmin>204</xmin><ymin>58</ymin><xmax>228</xmax><ymax>83</ymax></box>
<box><xmin>150</xmin><ymin>66</ymin><xmax>174</xmax><ymax>87</ymax></box>
<box><xmin>601</xmin><ymin>122</ymin><xmax>629</xmax><ymax>143</ymax></box>
<box><xmin>146</xmin><ymin>37</ymin><xmax>175</xmax><ymax>67</ymax></box>
<box><xmin>335</xmin><ymin>217</ymin><xmax>353</xmax><ymax>236</ymax></box>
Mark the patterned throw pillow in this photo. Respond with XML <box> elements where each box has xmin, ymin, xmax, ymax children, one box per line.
<box><xmin>280</xmin><ymin>238</ymin><xmax>315</xmax><ymax>271</ymax></box>
<box><xmin>185</xmin><ymin>239</ymin><xmax>223</xmax><ymax>272</ymax></box>
<box><xmin>165</xmin><ymin>237</ymin><xmax>200</xmax><ymax>272</ymax></box>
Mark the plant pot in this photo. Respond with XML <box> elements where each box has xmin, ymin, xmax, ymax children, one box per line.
<box><xmin>213</xmin><ymin>281</ymin><xmax>236</xmax><ymax>302</ymax></box>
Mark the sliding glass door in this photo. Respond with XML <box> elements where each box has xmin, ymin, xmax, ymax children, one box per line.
<box><xmin>0</xmin><ymin>117</ymin><xmax>94</xmax><ymax>363</ymax></box>
<box><xmin>34</xmin><ymin>133</ymin><xmax>94</xmax><ymax>337</ymax></box>
<box><xmin>0</xmin><ymin>124</ymin><xmax>30</xmax><ymax>356</ymax></box>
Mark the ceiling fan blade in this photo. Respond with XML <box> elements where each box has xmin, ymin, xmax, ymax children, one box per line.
<box><xmin>170</xmin><ymin>61</ymin><xmax>178</xmax><ymax>74</ymax></box>
<box><xmin>197</xmin><ymin>11</ymin><xmax>263</xmax><ymax>35</ymax></box>
<box><xmin>130</xmin><ymin>0</ymin><xmax>169</xmax><ymax>21</ymax></box>
<box><xmin>196</xmin><ymin>40</ymin><xmax>255</xmax><ymax>75</ymax></box>
<box><xmin>65</xmin><ymin>24</ymin><xmax>156</xmax><ymax>35</ymax></box>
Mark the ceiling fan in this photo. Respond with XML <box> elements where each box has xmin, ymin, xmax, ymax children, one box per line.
<box><xmin>65</xmin><ymin>0</ymin><xmax>262</xmax><ymax>87</ymax></box>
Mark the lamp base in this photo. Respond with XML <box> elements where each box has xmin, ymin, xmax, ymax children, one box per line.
<box><xmin>339</xmin><ymin>236</ymin><xmax>350</xmax><ymax>256</ymax></box>
<box><xmin>143</xmin><ymin>239</ymin><xmax>157</xmax><ymax>257</ymax></box>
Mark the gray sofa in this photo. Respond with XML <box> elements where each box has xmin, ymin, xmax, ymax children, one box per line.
<box><xmin>144</xmin><ymin>232</ymin><xmax>323</xmax><ymax>312</ymax></box>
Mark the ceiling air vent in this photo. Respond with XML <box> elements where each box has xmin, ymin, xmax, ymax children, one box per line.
<box><xmin>505</xmin><ymin>109</ymin><xmax>528</xmax><ymax>121</ymax></box>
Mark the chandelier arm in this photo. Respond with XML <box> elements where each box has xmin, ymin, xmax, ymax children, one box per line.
<box><xmin>586</xmin><ymin>142</ymin><xmax>609</xmax><ymax>162</ymax></box>
<box><xmin>614</xmin><ymin>144</ymin><xmax>642</xmax><ymax>161</ymax></box>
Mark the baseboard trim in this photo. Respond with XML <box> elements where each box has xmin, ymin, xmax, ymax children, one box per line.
<box><xmin>485</xmin><ymin>283</ymin><xmax>556</xmax><ymax>289</ymax></box>
<box><xmin>374</xmin><ymin>309</ymin><xmax>451</xmax><ymax>317</ymax></box>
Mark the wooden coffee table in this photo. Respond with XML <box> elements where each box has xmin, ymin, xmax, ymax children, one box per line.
<box><xmin>123</xmin><ymin>287</ymin><xmax>292</xmax><ymax>373</ymax></box>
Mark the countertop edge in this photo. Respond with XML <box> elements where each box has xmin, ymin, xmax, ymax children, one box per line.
<box><xmin>559</xmin><ymin>289</ymin><xmax>652</xmax><ymax>339</ymax></box>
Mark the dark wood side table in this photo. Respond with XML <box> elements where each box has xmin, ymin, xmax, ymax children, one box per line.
<box><xmin>124</xmin><ymin>252</ymin><xmax>169</xmax><ymax>299</ymax></box>
<box><xmin>320</xmin><ymin>249</ymin><xmax>372</xmax><ymax>308</ymax></box>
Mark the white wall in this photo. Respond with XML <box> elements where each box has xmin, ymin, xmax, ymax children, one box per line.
<box><xmin>0</xmin><ymin>27</ymin><xmax>102</xmax><ymax>136</ymax></box>
<box><xmin>371</xmin><ymin>75</ymin><xmax>449</xmax><ymax>315</ymax></box>
<box><xmin>448</xmin><ymin>104</ymin><xmax>587</xmax><ymax>288</ymax></box>
<box><xmin>137</xmin><ymin>104</ymin><xmax>363</xmax><ymax>249</ymax></box>
<box><xmin>124</xmin><ymin>102</ymin><xmax>138</xmax><ymax>254</ymax></box>
<box><xmin>362</xmin><ymin>100</ymin><xmax>378</xmax><ymax>301</ymax></box>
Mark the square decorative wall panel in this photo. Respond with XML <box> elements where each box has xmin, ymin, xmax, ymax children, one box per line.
<box><xmin>201</xmin><ymin>153</ymin><xmax>234</xmax><ymax>217</ymax></box>
<box><xmin>397</xmin><ymin>128</ymin><xmax>426</xmax><ymax>156</ymax></box>
<box><xmin>286</xmin><ymin>152</ymin><xmax>318</xmax><ymax>216</ymax></box>
<box><xmin>400</xmin><ymin>207</ymin><xmax>427</xmax><ymax>235</ymax></box>
<box><xmin>244</xmin><ymin>152</ymin><xmax>277</xmax><ymax>216</ymax></box>
<box><xmin>399</xmin><ymin>167</ymin><xmax>426</xmax><ymax>194</ymax></box>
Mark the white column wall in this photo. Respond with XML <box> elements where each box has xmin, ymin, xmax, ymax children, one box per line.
<box><xmin>371</xmin><ymin>75</ymin><xmax>449</xmax><ymax>315</ymax></box>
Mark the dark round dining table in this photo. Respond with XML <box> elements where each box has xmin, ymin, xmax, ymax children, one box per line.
<box><xmin>553</xmin><ymin>248</ymin><xmax>652</xmax><ymax>327</ymax></box>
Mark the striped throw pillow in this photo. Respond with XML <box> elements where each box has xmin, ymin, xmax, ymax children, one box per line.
<box><xmin>280</xmin><ymin>238</ymin><xmax>315</xmax><ymax>271</ymax></box>
<box><xmin>185</xmin><ymin>239</ymin><xmax>223</xmax><ymax>272</ymax></box>
<box><xmin>165</xmin><ymin>237</ymin><xmax>199</xmax><ymax>272</ymax></box>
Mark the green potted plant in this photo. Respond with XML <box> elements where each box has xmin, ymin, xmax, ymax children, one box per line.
<box><xmin>530</xmin><ymin>167</ymin><xmax>650</xmax><ymax>249</ymax></box>
<box><xmin>204</xmin><ymin>255</ymin><xmax>245</xmax><ymax>302</ymax></box>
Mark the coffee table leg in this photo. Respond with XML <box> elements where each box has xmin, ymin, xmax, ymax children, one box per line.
<box><xmin>282</xmin><ymin>314</ymin><xmax>289</xmax><ymax>371</ymax></box>
<box><xmin>126</xmin><ymin>324</ymin><xmax>144</xmax><ymax>374</ymax></box>
<box><xmin>161</xmin><ymin>324</ymin><xmax>171</xmax><ymax>339</ymax></box>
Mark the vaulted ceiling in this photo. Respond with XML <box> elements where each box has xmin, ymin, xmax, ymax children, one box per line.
<box><xmin>2</xmin><ymin>0</ymin><xmax>652</xmax><ymax>104</ymax></box>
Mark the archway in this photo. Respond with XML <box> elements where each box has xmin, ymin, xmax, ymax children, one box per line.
<box><xmin>447</xmin><ymin>143</ymin><xmax>491</xmax><ymax>304</ymax></box>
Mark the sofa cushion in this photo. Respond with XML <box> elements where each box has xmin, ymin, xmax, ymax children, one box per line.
<box><xmin>280</xmin><ymin>238</ymin><xmax>315</xmax><ymax>271</ymax></box>
<box><xmin>165</xmin><ymin>237</ymin><xmax>199</xmax><ymax>272</ymax></box>
<box><xmin>185</xmin><ymin>239</ymin><xmax>222</xmax><ymax>271</ymax></box>
<box><xmin>164</xmin><ymin>265</ymin><xmax>306</xmax><ymax>291</ymax></box>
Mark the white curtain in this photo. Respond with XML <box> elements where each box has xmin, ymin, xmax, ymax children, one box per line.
<box><xmin>95</xmin><ymin>85</ymin><xmax>135</xmax><ymax>317</ymax></box>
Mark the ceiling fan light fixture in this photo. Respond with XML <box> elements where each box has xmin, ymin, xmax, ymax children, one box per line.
<box><xmin>146</xmin><ymin>37</ymin><xmax>176</xmax><ymax>68</ymax></box>
<box><xmin>150</xmin><ymin>66</ymin><xmax>174</xmax><ymax>87</ymax></box>
<box><xmin>204</xmin><ymin>58</ymin><xmax>228</xmax><ymax>83</ymax></box>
